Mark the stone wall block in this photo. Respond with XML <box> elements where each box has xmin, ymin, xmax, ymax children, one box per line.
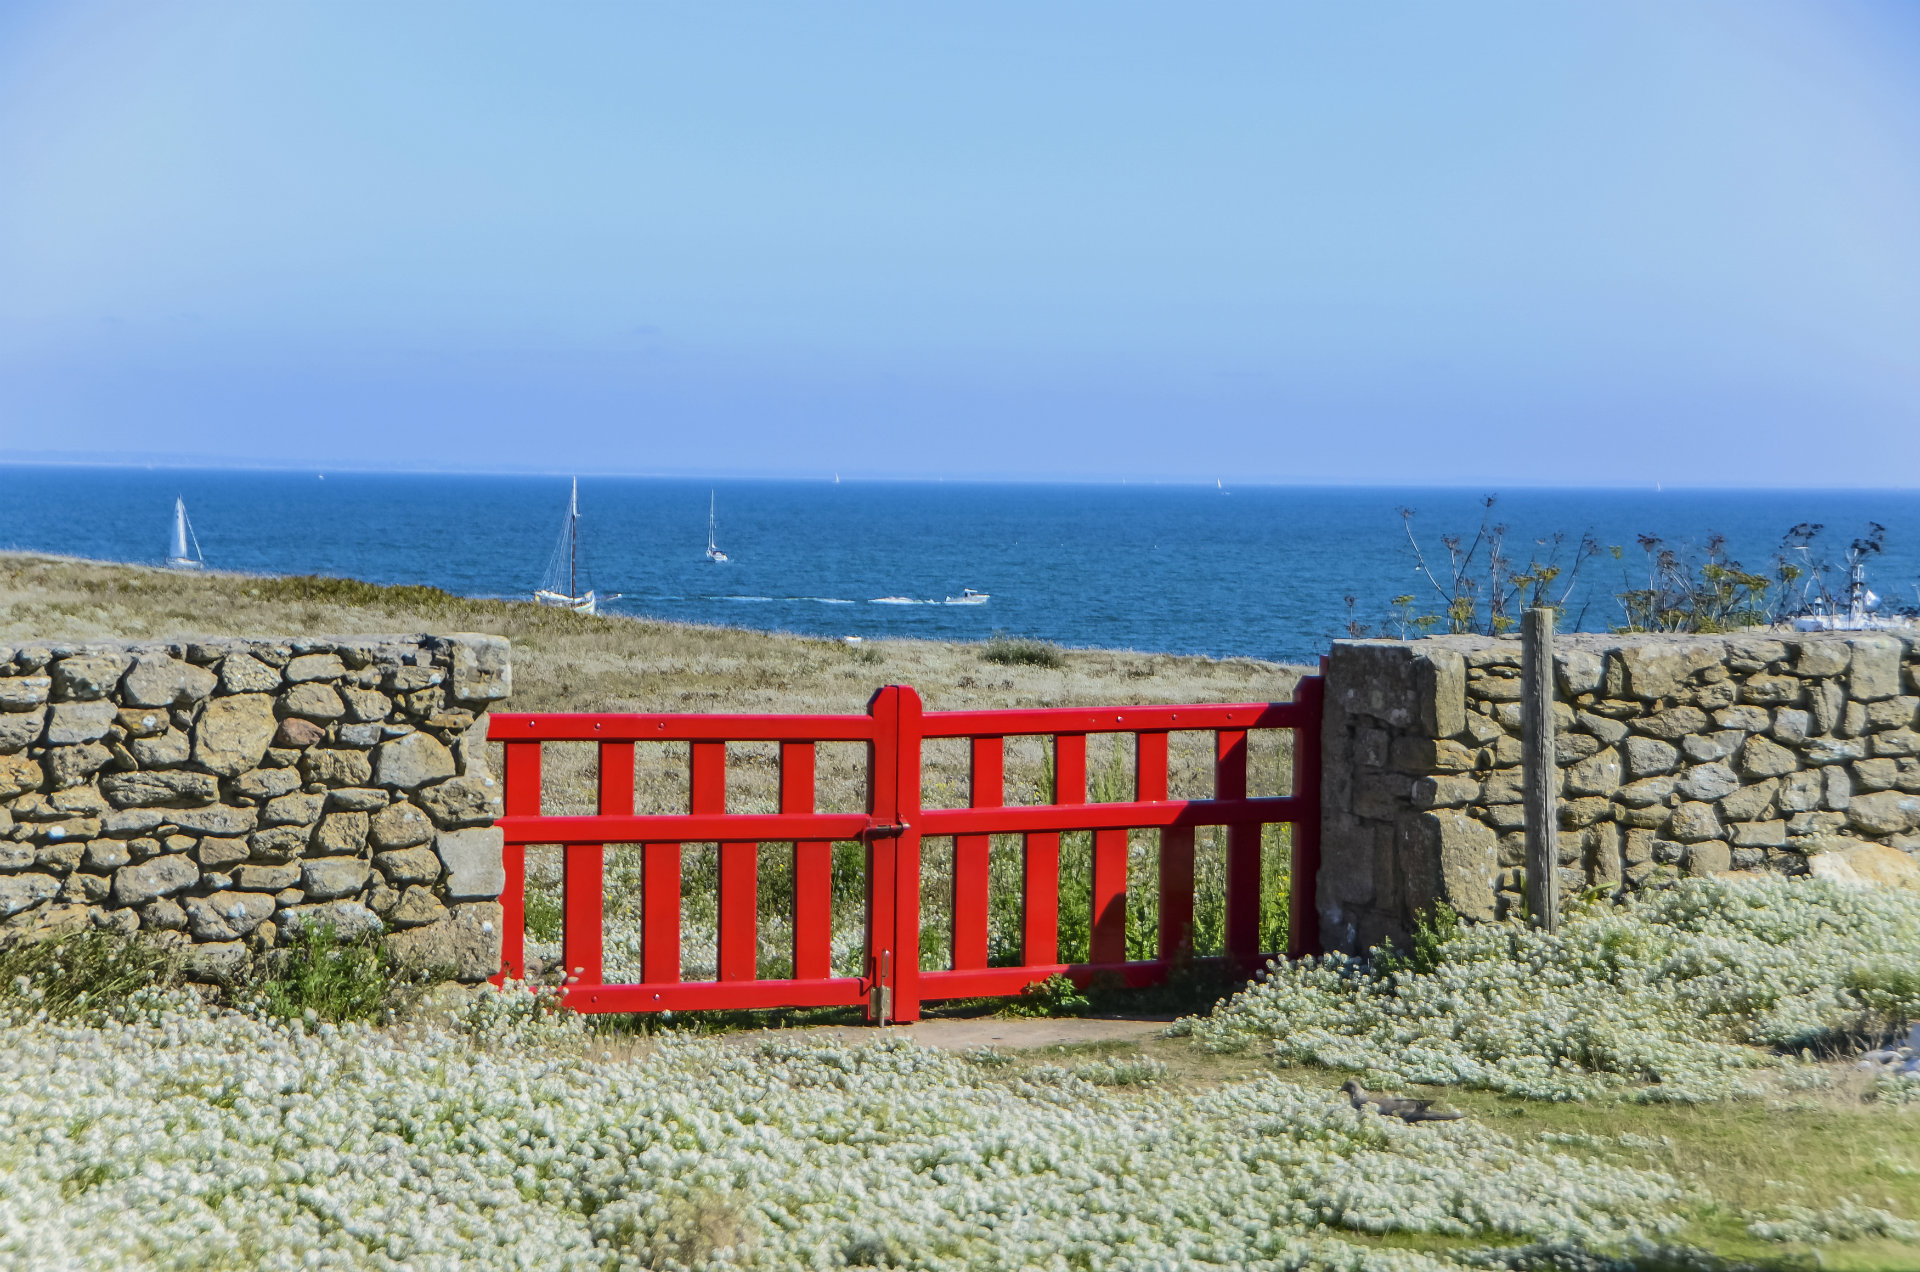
<box><xmin>300</xmin><ymin>857</ymin><xmax>371</xmax><ymax>901</ymax></box>
<box><xmin>1847</xmin><ymin>791</ymin><xmax>1920</xmax><ymax>836</ymax></box>
<box><xmin>450</xmin><ymin>635</ymin><xmax>513</xmax><ymax>704</ymax></box>
<box><xmin>1854</xmin><ymin>758</ymin><xmax>1898</xmax><ymax>792</ymax></box>
<box><xmin>1791</xmin><ymin>640</ymin><xmax>1851</xmax><ymax>678</ymax></box>
<box><xmin>45</xmin><ymin>701</ymin><xmax>117</xmax><ymax>745</ymax></box>
<box><xmin>1425</xmin><ymin>810</ymin><xmax>1496</xmax><ymax>921</ymax></box>
<box><xmin>1739</xmin><ymin>736</ymin><xmax>1799</xmax><ymax>781</ymax></box>
<box><xmin>1875</xmin><ymin>729</ymin><xmax>1920</xmax><ymax>758</ymax></box>
<box><xmin>218</xmin><ymin>654</ymin><xmax>282</xmax><ymax>694</ymax></box>
<box><xmin>184</xmin><ymin>892</ymin><xmax>276</xmax><ymax>941</ymax></box>
<box><xmin>0</xmin><ymin>874</ymin><xmax>59</xmax><ymax>917</ymax></box>
<box><xmin>285</xmin><ymin>653</ymin><xmax>347</xmax><ymax>684</ymax></box>
<box><xmin>1555</xmin><ymin>648</ymin><xmax>1604</xmax><ymax>696</ymax></box>
<box><xmin>278</xmin><ymin>899</ymin><xmax>381</xmax><ymax>942</ymax></box>
<box><xmin>281</xmin><ymin>683</ymin><xmax>346</xmax><ymax>722</ymax></box>
<box><xmin>1848</xmin><ymin>636</ymin><xmax>1903</xmax><ymax>701</ymax></box>
<box><xmin>1677</xmin><ymin>762</ymin><xmax>1739</xmax><ymax>802</ymax></box>
<box><xmin>435</xmin><ymin>826</ymin><xmax>505</xmax><ymax>901</ymax></box>
<box><xmin>1866</xmin><ymin>697</ymin><xmax>1918</xmax><ymax>732</ymax></box>
<box><xmin>1411</xmin><ymin>774</ymin><xmax>1479</xmax><ymax>809</ymax></box>
<box><xmin>46</xmin><ymin>744</ymin><xmax>113</xmax><ymax>787</ymax></box>
<box><xmin>301</xmin><ymin>748</ymin><xmax>374</xmax><ymax>788</ymax></box>
<box><xmin>374</xmin><ymin>732</ymin><xmax>455</xmax><ymax>790</ymax></box>
<box><xmin>375</xmin><ymin>845</ymin><xmax>441</xmax><ymax>885</ymax></box>
<box><xmin>52</xmin><ymin>655</ymin><xmax>132</xmax><ymax>702</ymax></box>
<box><xmin>112</xmin><ymin>854</ymin><xmax>198</xmax><ymax>907</ymax></box>
<box><xmin>1624</xmin><ymin>737</ymin><xmax>1679</xmax><ymax>778</ymax></box>
<box><xmin>1804</xmin><ymin>736</ymin><xmax>1866</xmax><ymax>766</ymax></box>
<box><xmin>417</xmin><ymin>776</ymin><xmax>497</xmax><ymax>828</ymax></box>
<box><xmin>312</xmin><ymin>811</ymin><xmax>369</xmax><ymax>856</ymax></box>
<box><xmin>0</xmin><ymin>676</ymin><xmax>52</xmax><ymax>712</ymax></box>
<box><xmin>342</xmin><ymin>687</ymin><xmax>392</xmax><ymax>723</ymax></box>
<box><xmin>120</xmin><ymin>656</ymin><xmax>217</xmax><ymax>708</ymax></box>
<box><xmin>383</xmin><ymin>901</ymin><xmax>501</xmax><ymax>982</ymax></box>
<box><xmin>1822</xmin><ymin>766</ymin><xmax>1852</xmax><ymax>811</ymax></box>
<box><xmin>1565</xmin><ymin>748</ymin><xmax>1622</xmax><ymax>796</ymax></box>
<box><xmin>0</xmin><ymin>707</ymin><xmax>47</xmax><ymax>753</ymax></box>
<box><xmin>1719</xmin><ymin>778</ymin><xmax>1778</xmax><ymax>823</ymax></box>
<box><xmin>1810</xmin><ymin>681</ymin><xmax>1846</xmax><ymax>735</ymax></box>
<box><xmin>1685</xmin><ymin>841</ymin><xmax>1731</xmax><ymax>876</ymax></box>
<box><xmin>194</xmin><ymin>694</ymin><xmax>280</xmax><ymax>777</ymax></box>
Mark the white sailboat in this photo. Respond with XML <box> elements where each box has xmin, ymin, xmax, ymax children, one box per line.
<box><xmin>166</xmin><ymin>498</ymin><xmax>204</xmax><ymax>570</ymax></box>
<box><xmin>534</xmin><ymin>479</ymin><xmax>617</xmax><ymax>614</ymax></box>
<box><xmin>705</xmin><ymin>491</ymin><xmax>729</xmax><ymax>563</ymax></box>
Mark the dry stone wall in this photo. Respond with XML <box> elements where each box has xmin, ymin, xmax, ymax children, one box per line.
<box><xmin>1318</xmin><ymin>631</ymin><xmax>1920</xmax><ymax>954</ymax></box>
<box><xmin>0</xmin><ymin>634</ymin><xmax>511</xmax><ymax>981</ymax></box>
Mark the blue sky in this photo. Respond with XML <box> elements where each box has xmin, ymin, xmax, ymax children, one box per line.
<box><xmin>2</xmin><ymin>3</ymin><xmax>1917</xmax><ymax>484</ymax></box>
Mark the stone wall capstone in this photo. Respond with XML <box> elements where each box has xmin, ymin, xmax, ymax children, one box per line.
<box><xmin>0</xmin><ymin>634</ymin><xmax>511</xmax><ymax>981</ymax></box>
<box><xmin>1318</xmin><ymin>631</ymin><xmax>1920</xmax><ymax>955</ymax></box>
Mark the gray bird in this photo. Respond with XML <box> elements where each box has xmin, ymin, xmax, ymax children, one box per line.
<box><xmin>1340</xmin><ymin>1079</ymin><xmax>1465</xmax><ymax>1123</ymax></box>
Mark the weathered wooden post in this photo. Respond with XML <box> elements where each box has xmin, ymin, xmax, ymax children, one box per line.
<box><xmin>1521</xmin><ymin>606</ymin><xmax>1558</xmax><ymax>931</ymax></box>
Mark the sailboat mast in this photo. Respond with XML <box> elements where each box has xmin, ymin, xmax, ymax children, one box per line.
<box><xmin>569</xmin><ymin>478</ymin><xmax>579</xmax><ymax>600</ymax></box>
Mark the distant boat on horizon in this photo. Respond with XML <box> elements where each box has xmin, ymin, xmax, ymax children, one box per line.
<box><xmin>705</xmin><ymin>491</ymin><xmax>730</xmax><ymax>563</ymax></box>
<box><xmin>944</xmin><ymin>588</ymin><xmax>990</xmax><ymax>605</ymax></box>
<box><xmin>534</xmin><ymin>478</ymin><xmax>617</xmax><ymax>615</ymax></box>
<box><xmin>165</xmin><ymin>498</ymin><xmax>204</xmax><ymax>570</ymax></box>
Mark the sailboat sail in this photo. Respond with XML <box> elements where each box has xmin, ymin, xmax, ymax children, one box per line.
<box><xmin>535</xmin><ymin>478</ymin><xmax>618</xmax><ymax>614</ymax></box>
<box><xmin>166</xmin><ymin>499</ymin><xmax>204</xmax><ymax>569</ymax></box>
<box><xmin>705</xmin><ymin>491</ymin><xmax>729</xmax><ymax>563</ymax></box>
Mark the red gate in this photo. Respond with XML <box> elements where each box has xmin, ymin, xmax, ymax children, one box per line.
<box><xmin>488</xmin><ymin>675</ymin><xmax>1323</xmax><ymax>1022</ymax></box>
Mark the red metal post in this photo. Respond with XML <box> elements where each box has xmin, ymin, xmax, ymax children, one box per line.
<box><xmin>493</xmin><ymin>739</ymin><xmax>540</xmax><ymax>984</ymax></box>
<box><xmin>642</xmin><ymin>839</ymin><xmax>681</xmax><ymax>984</ymax></box>
<box><xmin>564</xmin><ymin>741</ymin><xmax>628</xmax><ymax>990</ymax></box>
<box><xmin>1217</xmin><ymin>727</ymin><xmax>1259</xmax><ymax>967</ymax></box>
<box><xmin>891</xmin><ymin>686</ymin><xmax>924</xmax><ymax>1021</ymax></box>
<box><xmin>1288</xmin><ymin>665</ymin><xmax>1326</xmax><ymax>958</ymax></box>
<box><xmin>785</xmin><ymin>741</ymin><xmax>832</xmax><ymax>981</ymax></box>
<box><xmin>952</xmin><ymin>736</ymin><xmax>1001</xmax><ymax>970</ymax></box>
<box><xmin>692</xmin><ymin>741</ymin><xmax>756</xmax><ymax>982</ymax></box>
<box><xmin>865</xmin><ymin>687</ymin><xmax>900</xmax><ymax>1022</ymax></box>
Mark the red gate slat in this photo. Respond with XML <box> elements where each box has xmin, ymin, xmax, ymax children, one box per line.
<box><xmin>865</xmin><ymin>688</ymin><xmax>901</xmax><ymax>1022</ymax></box>
<box><xmin>952</xmin><ymin>735</ymin><xmax>1001</xmax><ymax>970</ymax></box>
<box><xmin>785</xmin><ymin>741</ymin><xmax>832</xmax><ymax>981</ymax></box>
<box><xmin>891</xmin><ymin>687</ymin><xmax>924</xmax><ymax>1022</ymax></box>
<box><xmin>643</xmin><ymin>841</ymin><xmax>681</xmax><ymax>984</ymax></box>
<box><xmin>1216</xmin><ymin>727</ymin><xmax>1261</xmax><ymax>966</ymax></box>
<box><xmin>492</xmin><ymin>739</ymin><xmax>540</xmax><ymax>986</ymax></box>
<box><xmin>1288</xmin><ymin>663</ymin><xmax>1327</xmax><ymax>958</ymax></box>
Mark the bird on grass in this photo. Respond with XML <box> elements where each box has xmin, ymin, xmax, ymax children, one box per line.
<box><xmin>1340</xmin><ymin>1079</ymin><xmax>1465</xmax><ymax>1123</ymax></box>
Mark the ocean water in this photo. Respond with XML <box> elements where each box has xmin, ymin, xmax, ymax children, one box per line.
<box><xmin>3</xmin><ymin>465</ymin><xmax>1917</xmax><ymax>665</ymax></box>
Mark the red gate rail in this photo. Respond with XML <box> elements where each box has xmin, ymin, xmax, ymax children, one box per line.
<box><xmin>488</xmin><ymin>673</ymin><xmax>1323</xmax><ymax>1022</ymax></box>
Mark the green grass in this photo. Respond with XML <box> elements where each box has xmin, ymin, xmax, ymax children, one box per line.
<box><xmin>0</xmin><ymin>929</ymin><xmax>181</xmax><ymax>1017</ymax></box>
<box><xmin>253</xmin><ymin>922</ymin><xmax>398</xmax><ymax>1023</ymax></box>
<box><xmin>981</xmin><ymin>636</ymin><xmax>1066</xmax><ymax>668</ymax></box>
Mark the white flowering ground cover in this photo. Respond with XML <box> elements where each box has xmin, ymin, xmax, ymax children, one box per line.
<box><xmin>1191</xmin><ymin>878</ymin><xmax>1920</xmax><ymax>1104</ymax></box>
<box><xmin>0</xmin><ymin>989</ymin><xmax>1697</xmax><ymax>1272</ymax></box>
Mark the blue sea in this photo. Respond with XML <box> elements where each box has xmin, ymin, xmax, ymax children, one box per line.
<box><xmin>3</xmin><ymin>466</ymin><xmax>1916</xmax><ymax>665</ymax></box>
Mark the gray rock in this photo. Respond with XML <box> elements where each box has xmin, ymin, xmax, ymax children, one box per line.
<box><xmin>196</xmin><ymin>836</ymin><xmax>249</xmax><ymax>870</ymax></box>
<box><xmin>336</xmin><ymin>722</ymin><xmax>382</xmax><ymax>748</ymax></box>
<box><xmin>1719</xmin><ymin>778</ymin><xmax>1778</xmax><ymax>822</ymax></box>
<box><xmin>1771</xmin><ymin>709</ymin><xmax>1813</xmax><ymax>745</ymax></box>
<box><xmin>341</xmin><ymin>687</ymin><xmax>392</xmax><ymax>723</ymax></box>
<box><xmin>1677</xmin><ymin>763</ymin><xmax>1740</xmax><ymax>802</ymax></box>
<box><xmin>184</xmin><ymin>891</ymin><xmax>277</xmax><ymax>941</ymax></box>
<box><xmin>300</xmin><ymin>748</ymin><xmax>373</xmax><ymax>787</ymax></box>
<box><xmin>182</xmin><ymin>940</ymin><xmax>250</xmax><ymax>982</ymax></box>
<box><xmin>375</xmin><ymin>845</ymin><xmax>441</xmax><ymax>885</ymax></box>
<box><xmin>129</xmin><ymin>728</ymin><xmax>192</xmax><ymax>768</ymax></box>
<box><xmin>83</xmin><ymin>840</ymin><xmax>131</xmax><ymax>871</ymax></box>
<box><xmin>248</xmin><ymin>826</ymin><xmax>310</xmax><ymax>863</ymax></box>
<box><xmin>168</xmin><ymin>805</ymin><xmax>257</xmax><ymax>837</ymax></box>
<box><xmin>231</xmin><ymin>767</ymin><xmax>303</xmax><ymax>802</ymax></box>
<box><xmin>1732</xmin><ymin>820</ymin><xmax>1789</xmax><ymax>847</ymax></box>
<box><xmin>1632</xmin><ymin>707</ymin><xmax>1711</xmax><ymax>741</ymax></box>
<box><xmin>1811</xmin><ymin>680</ymin><xmax>1847</xmax><ymax>735</ymax></box>
<box><xmin>44</xmin><ymin>700</ymin><xmax>118</xmax><ymax>745</ymax></box>
<box><xmin>1823</xmin><ymin>766</ymin><xmax>1852</xmax><ymax>811</ymax></box>
<box><xmin>1874</xmin><ymin>729</ymin><xmax>1920</xmax><ymax>757</ymax></box>
<box><xmin>0</xmin><ymin>843</ymin><xmax>34</xmax><ymax>870</ymax></box>
<box><xmin>234</xmin><ymin>863</ymin><xmax>299</xmax><ymax>891</ymax></box>
<box><xmin>312</xmin><ymin>811</ymin><xmax>369</xmax><ymax>856</ymax></box>
<box><xmin>1849</xmin><ymin>636</ymin><xmax>1904</xmax><ymax>701</ymax></box>
<box><xmin>285</xmin><ymin>653</ymin><xmax>346</xmax><ymax>683</ymax></box>
<box><xmin>277</xmin><ymin>900</ymin><xmax>382</xmax><ymax>943</ymax></box>
<box><xmin>1714</xmin><ymin>706</ymin><xmax>1771</xmax><ymax>733</ymax></box>
<box><xmin>0</xmin><ymin>675</ymin><xmax>51</xmax><ymax>711</ymax></box>
<box><xmin>1847</xmin><ymin>791</ymin><xmax>1920</xmax><ymax>836</ymax></box>
<box><xmin>262</xmin><ymin>793</ymin><xmax>326</xmax><ymax>827</ymax></box>
<box><xmin>1618</xmin><ymin>774</ymin><xmax>1678</xmax><ymax>807</ymax></box>
<box><xmin>0</xmin><ymin>707</ymin><xmax>46</xmax><ymax>752</ymax></box>
<box><xmin>1684</xmin><ymin>840</ymin><xmax>1731</xmax><ymax>876</ymax></box>
<box><xmin>1792</xmin><ymin>640</ymin><xmax>1851</xmax><ymax>678</ymax></box>
<box><xmin>142</xmin><ymin>897</ymin><xmax>187</xmax><ymax>930</ymax></box>
<box><xmin>119</xmin><ymin>655</ymin><xmax>217</xmax><ymax>707</ymax></box>
<box><xmin>0</xmin><ymin>873</ymin><xmax>57</xmax><ymax>917</ymax></box>
<box><xmin>282</xmin><ymin>682</ymin><xmax>346</xmax><ymax>721</ymax></box>
<box><xmin>418</xmin><ymin>776</ymin><xmax>496</xmax><ymax>828</ymax></box>
<box><xmin>387</xmin><ymin>885</ymin><xmax>446</xmax><ymax>928</ymax></box>
<box><xmin>218</xmin><ymin>653</ymin><xmax>283</xmax><ymax>694</ymax></box>
<box><xmin>193</xmin><ymin>694</ymin><xmax>279</xmax><ymax>777</ymax></box>
<box><xmin>100</xmin><ymin>807</ymin><xmax>164</xmax><ymax>836</ymax></box>
<box><xmin>1566</xmin><ymin>748</ymin><xmax>1623</xmax><ymax>797</ymax></box>
<box><xmin>1855</xmin><ymin>757</ymin><xmax>1900</xmax><ymax>792</ymax></box>
<box><xmin>300</xmin><ymin>857</ymin><xmax>370</xmax><ymax>901</ymax></box>
<box><xmin>1739</xmin><ymin>735</ymin><xmax>1799</xmax><ymax>779</ymax></box>
<box><xmin>326</xmin><ymin>787</ymin><xmax>388</xmax><ymax>812</ymax></box>
<box><xmin>384</xmin><ymin>901</ymin><xmax>501</xmax><ymax>982</ymax></box>
<box><xmin>450</xmin><ymin>635</ymin><xmax>511</xmax><ymax>703</ymax></box>
<box><xmin>112</xmin><ymin>854</ymin><xmax>199</xmax><ymax>906</ymax></box>
<box><xmin>370</xmin><ymin>801</ymin><xmax>433</xmax><ymax>848</ymax></box>
<box><xmin>1780</xmin><ymin>769</ymin><xmax>1823</xmax><ymax>813</ymax></box>
<box><xmin>102</xmin><ymin>770</ymin><xmax>220</xmax><ymax>808</ymax></box>
<box><xmin>1805</xmin><ymin>736</ymin><xmax>1867</xmax><ymax>766</ymax></box>
<box><xmin>374</xmin><ymin>732</ymin><xmax>455</xmax><ymax>790</ymax></box>
<box><xmin>0</xmin><ymin>753</ymin><xmax>44</xmax><ymax>799</ymax></box>
<box><xmin>434</xmin><ymin>826</ymin><xmax>505</xmax><ymax>901</ymax></box>
<box><xmin>1743</xmin><ymin>675</ymin><xmax>1804</xmax><ymax>707</ymax></box>
<box><xmin>1682</xmin><ymin>730</ymin><xmax>1747</xmax><ymax>763</ymax></box>
<box><xmin>46</xmin><ymin>744</ymin><xmax>113</xmax><ymax>788</ymax></box>
<box><xmin>1624</xmin><ymin>737</ymin><xmax>1679</xmax><ymax>779</ymax></box>
<box><xmin>52</xmin><ymin>654</ymin><xmax>131</xmax><ymax>701</ymax></box>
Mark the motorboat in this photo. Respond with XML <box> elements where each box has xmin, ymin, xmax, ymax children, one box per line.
<box><xmin>944</xmin><ymin>589</ymin><xmax>990</xmax><ymax>605</ymax></box>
